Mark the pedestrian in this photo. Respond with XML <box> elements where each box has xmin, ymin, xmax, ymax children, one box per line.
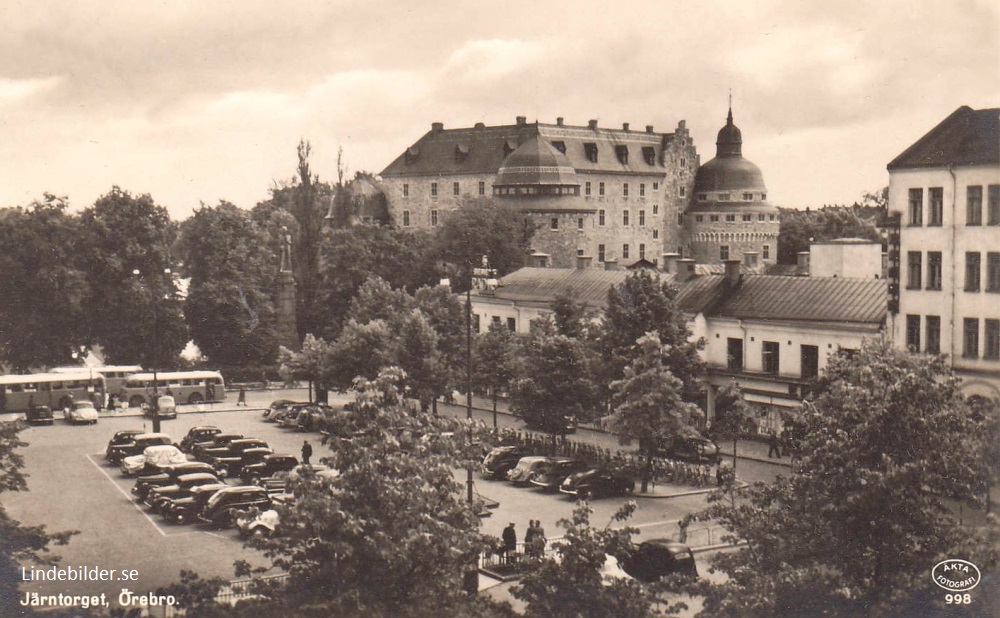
<box><xmin>534</xmin><ymin>520</ymin><xmax>546</xmax><ymax>555</ymax></box>
<box><xmin>677</xmin><ymin>519</ymin><xmax>688</xmax><ymax>543</ymax></box>
<box><xmin>237</xmin><ymin>387</ymin><xmax>247</xmax><ymax>407</ymax></box>
<box><xmin>524</xmin><ymin>520</ymin><xmax>539</xmax><ymax>556</ymax></box>
<box><xmin>767</xmin><ymin>430</ymin><xmax>782</xmax><ymax>458</ymax></box>
<box><xmin>301</xmin><ymin>440</ymin><xmax>313</xmax><ymax>466</ymax></box>
<box><xmin>501</xmin><ymin>522</ymin><xmax>517</xmax><ymax>564</ymax></box>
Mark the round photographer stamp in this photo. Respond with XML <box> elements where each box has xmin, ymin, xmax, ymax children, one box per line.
<box><xmin>931</xmin><ymin>559</ymin><xmax>981</xmax><ymax>592</ymax></box>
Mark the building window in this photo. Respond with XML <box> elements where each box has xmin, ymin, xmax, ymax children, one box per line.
<box><xmin>599</xmin><ymin>182</ymin><xmax>605</xmax><ymax>196</ymax></box>
<box><xmin>908</xmin><ymin>188</ymin><xmax>923</xmax><ymax>226</ymax></box>
<box><xmin>616</xmin><ymin>145</ymin><xmax>629</xmax><ymax>164</ymax></box>
<box><xmin>402</xmin><ymin>183</ymin><xmax>409</xmax><ymax>197</ymax></box>
<box><xmin>726</xmin><ymin>214</ymin><xmax>736</xmax><ymax>222</ymax></box>
<box><xmin>492</xmin><ymin>316</ymin><xmax>501</xmax><ymax>326</ymax></box>
<box><xmin>963</xmin><ymin>318</ymin><xmax>979</xmax><ymax>358</ymax></box>
<box><xmin>710</xmin><ymin>215</ymin><xmax>720</xmax><ymax>222</ymax></box>
<box><xmin>430</xmin><ymin>182</ymin><xmax>438</xmax><ymax>197</ymax></box>
<box><xmin>720</xmin><ymin>245</ymin><xmax>730</xmax><ymax>260</ymax></box>
<box><xmin>577</xmin><ymin>217</ymin><xmax>584</xmax><ymax>230</ymax></box>
<box><xmin>680</xmin><ymin>157</ymin><xmax>687</xmax><ymax>168</ymax></box>
<box><xmin>989</xmin><ymin>185</ymin><xmax>1000</xmax><ymax>225</ymax></box>
<box><xmin>478</xmin><ymin>181</ymin><xmax>485</xmax><ymax>196</ymax></box>
<box><xmin>742</xmin><ymin>214</ymin><xmax>752</xmax><ymax>221</ymax></box>
<box><xmin>988</xmin><ymin>252</ymin><xmax>1000</xmax><ymax>292</ymax></box>
<box><xmin>927</xmin><ymin>252</ymin><xmax>942</xmax><ymax>290</ymax></box>
<box><xmin>719</xmin><ymin>193</ymin><xmax>731</xmax><ymax>201</ymax></box>
<box><xmin>584</xmin><ymin>143</ymin><xmax>598</xmax><ymax>163</ymax></box>
<box><xmin>986</xmin><ymin>319</ymin><xmax>1000</xmax><ymax>360</ymax></box>
<box><xmin>801</xmin><ymin>345</ymin><xmax>819</xmax><ymax>379</ymax></box>
<box><xmin>622</xmin><ymin>244</ymin><xmax>630</xmax><ymax>259</ymax></box>
<box><xmin>968</xmin><ymin>186</ymin><xmax>983</xmax><ymax>225</ymax></box>
<box><xmin>453</xmin><ymin>182</ymin><xmax>460</xmax><ymax>196</ymax></box>
<box><xmin>763</xmin><ymin>245</ymin><xmax>770</xmax><ymax>260</ymax></box>
<box><xmin>758</xmin><ymin>214</ymin><xmax>766</xmax><ymax>221</ymax></box>
<box><xmin>577</xmin><ymin>249</ymin><xmax>584</xmax><ymax>257</ymax></box>
<box><xmin>769</xmin><ymin>214</ymin><xmax>776</xmax><ymax>221</ymax></box>
<box><xmin>623</xmin><ymin>210</ymin><xmax>630</xmax><ymax>226</ymax></box>
<box><xmin>585</xmin><ymin>181</ymin><xmax>592</xmax><ymax>196</ymax></box>
<box><xmin>623</xmin><ymin>183</ymin><xmax>629</xmax><ymax>197</ymax></box>
<box><xmin>653</xmin><ymin>182</ymin><xmax>659</xmax><ymax>191</ymax></box>
<box><xmin>966</xmin><ymin>252</ymin><xmax>981</xmax><ymax>291</ymax></box>
<box><xmin>639</xmin><ymin>210</ymin><xmax>646</xmax><ymax>227</ymax></box>
<box><xmin>743</xmin><ymin>192</ymin><xmax>753</xmax><ymax>201</ymax></box>
<box><xmin>907</xmin><ymin>251</ymin><xmax>922</xmax><ymax>289</ymax></box>
<box><xmin>698</xmin><ymin>194</ymin><xmax>708</xmax><ymax>201</ymax></box>
<box><xmin>639</xmin><ymin>243</ymin><xmax>646</xmax><ymax>259</ymax></box>
<box><xmin>507</xmin><ymin>317</ymin><xmax>516</xmax><ymax>332</ymax></box>
<box><xmin>695</xmin><ymin>215</ymin><xmax>704</xmax><ymax>222</ymax></box>
<box><xmin>598</xmin><ymin>244</ymin><xmax>606</xmax><ymax>262</ymax></box>
<box><xmin>652</xmin><ymin>229</ymin><xmax>659</xmax><ymax>239</ymax></box>
<box><xmin>639</xmin><ymin>183</ymin><xmax>645</xmax><ymax>197</ymax></box>
<box><xmin>598</xmin><ymin>209</ymin><xmax>606</xmax><ymax>226</ymax></box>
<box><xmin>402</xmin><ymin>210</ymin><xmax>411</xmax><ymax>227</ymax></box>
<box><xmin>906</xmin><ymin>315</ymin><xmax>921</xmax><ymax>351</ymax></box>
<box><xmin>653</xmin><ymin>204</ymin><xmax>659</xmax><ymax>215</ymax></box>
<box><xmin>677</xmin><ymin>213</ymin><xmax>683</xmax><ymax>226</ymax></box>
<box><xmin>430</xmin><ymin>209</ymin><xmax>439</xmax><ymax>226</ymax></box>
<box><xmin>550</xmin><ymin>218</ymin><xmax>558</xmax><ymax>230</ymax></box>
<box><xmin>679</xmin><ymin>186</ymin><xmax>686</xmax><ymax>197</ymax></box>
<box><xmin>762</xmin><ymin>341</ymin><xmax>780</xmax><ymax>374</ymax></box>
<box><xmin>727</xmin><ymin>338</ymin><xmax>743</xmax><ymax>370</ymax></box>
<box><xmin>926</xmin><ymin>315</ymin><xmax>941</xmax><ymax>354</ymax></box>
<box><xmin>929</xmin><ymin>187</ymin><xmax>943</xmax><ymax>226</ymax></box>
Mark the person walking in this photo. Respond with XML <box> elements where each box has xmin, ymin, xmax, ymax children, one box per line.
<box><xmin>767</xmin><ymin>431</ymin><xmax>782</xmax><ymax>459</ymax></box>
<box><xmin>301</xmin><ymin>440</ymin><xmax>313</xmax><ymax>466</ymax></box>
<box><xmin>501</xmin><ymin>522</ymin><xmax>517</xmax><ymax>565</ymax></box>
<box><xmin>524</xmin><ymin>520</ymin><xmax>539</xmax><ymax>557</ymax></box>
<box><xmin>237</xmin><ymin>387</ymin><xmax>247</xmax><ymax>407</ymax></box>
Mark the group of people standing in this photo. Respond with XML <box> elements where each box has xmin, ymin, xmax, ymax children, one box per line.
<box><xmin>500</xmin><ymin>519</ymin><xmax>547</xmax><ymax>564</ymax></box>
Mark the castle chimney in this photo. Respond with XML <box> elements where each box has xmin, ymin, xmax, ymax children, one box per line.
<box><xmin>646</xmin><ymin>125</ymin><xmax>654</xmax><ymax>133</ymax></box>
<box><xmin>604</xmin><ymin>258</ymin><xmax>619</xmax><ymax>271</ymax></box>
<box><xmin>675</xmin><ymin>258</ymin><xmax>696</xmax><ymax>283</ymax></box>
<box><xmin>474</xmin><ymin>122</ymin><xmax>485</xmax><ymax>129</ymax></box>
<box><xmin>797</xmin><ymin>251</ymin><xmax>811</xmax><ymax>276</ymax></box>
<box><xmin>431</xmin><ymin>122</ymin><xmax>444</xmax><ymax>132</ymax></box>
<box><xmin>661</xmin><ymin>252</ymin><xmax>680</xmax><ymax>274</ymax></box>
<box><xmin>588</xmin><ymin>119</ymin><xmax>598</xmax><ymax>130</ymax></box>
<box><xmin>724</xmin><ymin>259</ymin><xmax>742</xmax><ymax>286</ymax></box>
<box><xmin>556</xmin><ymin>117</ymin><xmax>564</xmax><ymax>126</ymax></box>
<box><xmin>622</xmin><ymin>122</ymin><xmax>630</xmax><ymax>131</ymax></box>
<box><xmin>516</xmin><ymin>116</ymin><xmax>527</xmax><ymax>126</ymax></box>
<box><xmin>576</xmin><ymin>255</ymin><xmax>593</xmax><ymax>270</ymax></box>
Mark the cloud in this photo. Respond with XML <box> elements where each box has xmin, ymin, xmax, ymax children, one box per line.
<box><xmin>0</xmin><ymin>76</ymin><xmax>61</xmax><ymax>106</ymax></box>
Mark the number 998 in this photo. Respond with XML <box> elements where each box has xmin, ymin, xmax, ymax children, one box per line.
<box><xmin>945</xmin><ymin>593</ymin><xmax>971</xmax><ymax>604</ymax></box>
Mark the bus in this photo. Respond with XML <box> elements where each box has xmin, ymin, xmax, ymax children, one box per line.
<box><xmin>0</xmin><ymin>372</ymin><xmax>108</xmax><ymax>414</ymax></box>
<box><xmin>52</xmin><ymin>365</ymin><xmax>142</xmax><ymax>396</ymax></box>
<box><xmin>118</xmin><ymin>371</ymin><xmax>226</xmax><ymax>407</ymax></box>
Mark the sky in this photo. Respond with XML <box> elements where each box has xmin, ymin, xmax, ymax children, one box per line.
<box><xmin>1</xmin><ymin>0</ymin><xmax>998</xmax><ymax>220</ymax></box>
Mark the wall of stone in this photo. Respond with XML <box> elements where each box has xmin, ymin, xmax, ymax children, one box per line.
<box><xmin>660</xmin><ymin>121</ymin><xmax>700</xmax><ymax>257</ymax></box>
<box><xmin>686</xmin><ymin>214</ymin><xmax>780</xmax><ymax>264</ymax></box>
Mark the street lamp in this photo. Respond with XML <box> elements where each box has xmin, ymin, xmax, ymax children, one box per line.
<box><xmin>133</xmin><ymin>268</ymin><xmax>171</xmax><ymax>434</ymax></box>
<box><xmin>463</xmin><ymin>256</ymin><xmax>497</xmax><ymax>504</ymax></box>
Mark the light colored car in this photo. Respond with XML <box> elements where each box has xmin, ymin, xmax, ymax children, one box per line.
<box><xmin>237</xmin><ymin>508</ymin><xmax>279</xmax><ymax>538</ymax></box>
<box><xmin>506</xmin><ymin>456</ymin><xmax>552</xmax><ymax>484</ymax></box>
<box><xmin>121</xmin><ymin>444</ymin><xmax>187</xmax><ymax>476</ymax></box>
<box><xmin>64</xmin><ymin>401</ymin><xmax>99</xmax><ymax>425</ymax></box>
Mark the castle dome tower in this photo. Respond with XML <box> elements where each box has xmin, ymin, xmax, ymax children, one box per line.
<box><xmin>686</xmin><ymin>106</ymin><xmax>779</xmax><ymax>266</ymax></box>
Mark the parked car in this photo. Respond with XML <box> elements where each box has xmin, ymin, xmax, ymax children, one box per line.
<box><xmin>132</xmin><ymin>461</ymin><xmax>219</xmax><ymax>500</ymax></box>
<box><xmin>189</xmin><ymin>433</ymin><xmax>245</xmax><ymax>460</ymax></box>
<box><xmin>560</xmin><ymin>467</ymin><xmax>635</xmax><ymax>499</ymax></box>
<box><xmin>25</xmin><ymin>405</ymin><xmax>54</xmax><ymax>425</ymax></box>
<box><xmin>278</xmin><ymin>404</ymin><xmax>311</xmax><ymax>429</ymax></box>
<box><xmin>65</xmin><ymin>401</ymin><xmax>99</xmax><ymax>425</ymax></box>
<box><xmin>106</xmin><ymin>432</ymin><xmax>173</xmax><ymax>465</ymax></box>
<box><xmin>143</xmin><ymin>395</ymin><xmax>176</xmax><ymax>420</ymax></box>
<box><xmin>263</xmin><ymin>400</ymin><xmax>306</xmax><ymax>423</ymax></box>
<box><xmin>197</xmin><ymin>486</ymin><xmax>272</xmax><ymax>528</ymax></box>
<box><xmin>145</xmin><ymin>472</ymin><xmax>223</xmax><ymax>512</ymax></box>
<box><xmin>236</xmin><ymin>508</ymin><xmax>280</xmax><ymax>538</ymax></box>
<box><xmin>199</xmin><ymin>438</ymin><xmax>270</xmax><ymax>462</ymax></box>
<box><xmin>506</xmin><ymin>456</ymin><xmax>554</xmax><ymax>485</ymax></box>
<box><xmin>296</xmin><ymin>404</ymin><xmax>337</xmax><ymax>432</ymax></box>
<box><xmin>523</xmin><ymin>414</ymin><xmax>577</xmax><ymax>434</ymax></box>
<box><xmin>121</xmin><ymin>444</ymin><xmax>188</xmax><ymax>476</ymax></box>
<box><xmin>240</xmin><ymin>454</ymin><xmax>299</xmax><ymax>484</ymax></box>
<box><xmin>162</xmin><ymin>483</ymin><xmax>229</xmax><ymax>524</ymax></box>
<box><xmin>658</xmin><ymin>434</ymin><xmax>721</xmax><ymax>464</ymax></box>
<box><xmin>530</xmin><ymin>457</ymin><xmax>589</xmax><ymax>490</ymax></box>
<box><xmin>210</xmin><ymin>447</ymin><xmax>274</xmax><ymax>476</ymax></box>
<box><xmin>482</xmin><ymin>446</ymin><xmax>532</xmax><ymax>479</ymax></box>
<box><xmin>620</xmin><ymin>540</ymin><xmax>698</xmax><ymax>582</ymax></box>
<box><xmin>180</xmin><ymin>426</ymin><xmax>222</xmax><ymax>453</ymax></box>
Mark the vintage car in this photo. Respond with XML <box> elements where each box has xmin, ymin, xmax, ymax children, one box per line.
<box><xmin>620</xmin><ymin>540</ymin><xmax>698</xmax><ymax>582</ymax></box>
<box><xmin>262</xmin><ymin>400</ymin><xmax>306</xmax><ymax>423</ymax></box>
<box><xmin>121</xmin><ymin>444</ymin><xmax>188</xmax><ymax>476</ymax></box>
<box><xmin>236</xmin><ymin>508</ymin><xmax>280</xmax><ymax>538</ymax></box>
<box><xmin>199</xmin><ymin>438</ymin><xmax>270</xmax><ymax>462</ymax></box>
<box><xmin>239</xmin><ymin>454</ymin><xmax>299</xmax><ymax>484</ymax></box>
<box><xmin>65</xmin><ymin>401</ymin><xmax>99</xmax><ymax>425</ymax></box>
<box><xmin>145</xmin><ymin>472</ymin><xmax>223</xmax><ymax>512</ymax></box>
<box><xmin>179</xmin><ymin>426</ymin><xmax>222</xmax><ymax>453</ymax></box>
<box><xmin>189</xmin><ymin>433</ymin><xmax>245</xmax><ymax>460</ymax></box>
<box><xmin>162</xmin><ymin>483</ymin><xmax>229</xmax><ymax>524</ymax></box>
<box><xmin>505</xmin><ymin>456</ymin><xmax>553</xmax><ymax>485</ymax></box>
<box><xmin>658</xmin><ymin>434</ymin><xmax>721</xmax><ymax>464</ymax></box>
<box><xmin>277</xmin><ymin>404</ymin><xmax>311</xmax><ymax>429</ymax></box>
<box><xmin>106</xmin><ymin>432</ymin><xmax>173</xmax><ymax>465</ymax></box>
<box><xmin>529</xmin><ymin>457</ymin><xmax>589</xmax><ymax>490</ymax></box>
<box><xmin>197</xmin><ymin>486</ymin><xmax>272</xmax><ymax>528</ymax></box>
<box><xmin>481</xmin><ymin>446</ymin><xmax>533</xmax><ymax>480</ymax></box>
<box><xmin>209</xmin><ymin>447</ymin><xmax>274</xmax><ymax>476</ymax></box>
<box><xmin>523</xmin><ymin>413</ymin><xmax>577</xmax><ymax>435</ymax></box>
<box><xmin>559</xmin><ymin>467</ymin><xmax>635</xmax><ymax>499</ymax></box>
<box><xmin>25</xmin><ymin>405</ymin><xmax>54</xmax><ymax>425</ymax></box>
<box><xmin>295</xmin><ymin>404</ymin><xmax>338</xmax><ymax>432</ymax></box>
<box><xmin>132</xmin><ymin>461</ymin><xmax>219</xmax><ymax>500</ymax></box>
<box><xmin>143</xmin><ymin>395</ymin><xmax>177</xmax><ymax>420</ymax></box>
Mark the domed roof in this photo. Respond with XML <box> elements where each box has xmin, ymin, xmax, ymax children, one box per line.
<box><xmin>716</xmin><ymin>108</ymin><xmax>743</xmax><ymax>156</ymax></box>
<box><xmin>694</xmin><ymin>108</ymin><xmax>767</xmax><ymax>194</ymax></box>
<box><xmin>496</xmin><ymin>134</ymin><xmax>579</xmax><ymax>186</ymax></box>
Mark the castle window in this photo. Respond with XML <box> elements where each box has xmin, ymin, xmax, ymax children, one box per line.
<box><xmin>653</xmin><ymin>182</ymin><xmax>659</xmax><ymax>191</ymax></box>
<box><xmin>642</xmin><ymin>147</ymin><xmax>656</xmax><ymax>165</ymax></box>
<box><xmin>623</xmin><ymin>183</ymin><xmax>629</xmax><ymax>197</ymax></box>
<box><xmin>719</xmin><ymin>193</ymin><xmax>731</xmax><ymax>201</ymax></box>
<box><xmin>698</xmin><ymin>194</ymin><xmax>708</xmax><ymax>201</ymax></box>
<box><xmin>681</xmin><ymin>158</ymin><xmax>687</xmax><ymax>168</ymax></box>
<box><xmin>639</xmin><ymin>244</ymin><xmax>646</xmax><ymax>259</ymax></box>
<box><xmin>504</xmin><ymin>140</ymin><xmax>516</xmax><ymax>158</ymax></box>
<box><xmin>479</xmin><ymin>181</ymin><xmax>486</xmax><ymax>196</ymax></box>
<box><xmin>577</xmin><ymin>249</ymin><xmax>584</xmax><ymax>256</ymax></box>
<box><xmin>623</xmin><ymin>210</ymin><xmax>630</xmax><ymax>226</ymax></box>
<box><xmin>599</xmin><ymin>182</ymin><xmax>605</xmax><ymax>196</ymax></box>
<box><xmin>653</xmin><ymin>229</ymin><xmax>659</xmax><ymax>239</ymax></box>
<box><xmin>402</xmin><ymin>183</ymin><xmax>409</xmax><ymax>197</ymax></box>
<box><xmin>551</xmin><ymin>140</ymin><xmax>566</xmax><ymax>154</ymax></box>
<box><xmin>584</xmin><ymin>143</ymin><xmax>599</xmax><ymax>163</ymax></box>
<box><xmin>762</xmin><ymin>193</ymin><xmax>767</xmax><ymax>201</ymax></box>
<box><xmin>615</xmin><ymin>145</ymin><xmax>629</xmax><ymax>164</ymax></box>
<box><xmin>453</xmin><ymin>182</ymin><xmax>460</xmax><ymax>196</ymax></box>
<box><xmin>720</xmin><ymin>245</ymin><xmax>729</xmax><ymax>260</ymax></box>
<box><xmin>710</xmin><ymin>215</ymin><xmax>719</xmax><ymax>222</ymax></box>
<box><xmin>550</xmin><ymin>218</ymin><xmax>558</xmax><ymax>230</ymax></box>
<box><xmin>402</xmin><ymin>210</ymin><xmax>411</xmax><ymax>227</ymax></box>
<box><xmin>743</xmin><ymin>192</ymin><xmax>753</xmax><ymax>200</ymax></box>
<box><xmin>622</xmin><ymin>244</ymin><xmax>630</xmax><ymax>259</ymax></box>
<box><xmin>726</xmin><ymin>214</ymin><xmax>736</xmax><ymax>222</ymax></box>
<box><xmin>430</xmin><ymin>209</ymin><xmax>439</xmax><ymax>226</ymax></box>
<box><xmin>599</xmin><ymin>209</ymin><xmax>606</xmax><ymax>226</ymax></box>
<box><xmin>578</xmin><ymin>217</ymin><xmax>584</xmax><ymax>230</ymax></box>
<box><xmin>695</xmin><ymin>215</ymin><xmax>704</xmax><ymax>222</ymax></box>
<box><xmin>455</xmin><ymin>144</ymin><xmax>469</xmax><ymax>163</ymax></box>
<box><xmin>758</xmin><ymin>214</ymin><xmax>765</xmax><ymax>221</ymax></box>
<box><xmin>763</xmin><ymin>245</ymin><xmax>770</xmax><ymax>260</ymax></box>
<box><xmin>585</xmin><ymin>181</ymin><xmax>592</xmax><ymax>196</ymax></box>
<box><xmin>677</xmin><ymin>213</ymin><xmax>682</xmax><ymax>225</ymax></box>
<box><xmin>679</xmin><ymin>187</ymin><xmax>686</xmax><ymax>197</ymax></box>
<box><xmin>769</xmin><ymin>214</ymin><xmax>776</xmax><ymax>221</ymax></box>
<box><xmin>639</xmin><ymin>183</ymin><xmax>645</xmax><ymax>197</ymax></box>
<box><xmin>431</xmin><ymin>182</ymin><xmax>438</xmax><ymax>197</ymax></box>
<box><xmin>639</xmin><ymin>210</ymin><xmax>646</xmax><ymax>226</ymax></box>
<box><xmin>742</xmin><ymin>214</ymin><xmax>752</xmax><ymax>221</ymax></box>
<box><xmin>598</xmin><ymin>244</ymin><xmax>606</xmax><ymax>262</ymax></box>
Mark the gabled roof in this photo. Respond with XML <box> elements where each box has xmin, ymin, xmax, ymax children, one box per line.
<box><xmin>715</xmin><ymin>276</ymin><xmax>886</xmax><ymax>324</ymax></box>
<box><xmin>381</xmin><ymin>121</ymin><xmax>675</xmax><ymax>177</ymax></box>
<box><xmin>887</xmin><ymin>106</ymin><xmax>1000</xmax><ymax>170</ymax></box>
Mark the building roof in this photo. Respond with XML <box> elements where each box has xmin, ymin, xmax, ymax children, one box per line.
<box><xmin>381</xmin><ymin>119</ymin><xmax>676</xmax><ymax>177</ymax></box>
<box><xmin>887</xmin><ymin>106</ymin><xmax>1000</xmax><ymax>170</ymax></box>
<box><xmin>495</xmin><ymin>134</ymin><xmax>579</xmax><ymax>186</ymax></box>
<box><xmin>693</xmin><ymin>108</ymin><xmax>768</xmax><ymax>197</ymax></box>
<box><xmin>715</xmin><ymin>276</ymin><xmax>887</xmax><ymax>324</ymax></box>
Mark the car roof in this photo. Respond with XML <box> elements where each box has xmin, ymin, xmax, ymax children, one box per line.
<box><xmin>176</xmin><ymin>473</ymin><xmax>218</xmax><ymax>482</ymax></box>
<box><xmin>640</xmin><ymin>539</ymin><xmax>692</xmax><ymax>552</ymax></box>
<box><xmin>135</xmin><ymin>433</ymin><xmax>171</xmax><ymax>441</ymax></box>
<box><xmin>189</xmin><ymin>426</ymin><xmax>221</xmax><ymax>432</ymax></box>
<box><xmin>517</xmin><ymin>456</ymin><xmax>550</xmax><ymax>464</ymax></box>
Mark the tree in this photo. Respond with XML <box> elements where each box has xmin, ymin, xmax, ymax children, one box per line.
<box><xmin>396</xmin><ymin>310</ymin><xmax>450</xmax><ymax>411</ymax></box>
<box><xmin>473</xmin><ymin>322</ymin><xmax>517</xmax><ymax>426</ymax></box>
<box><xmin>776</xmin><ymin>204</ymin><xmax>883</xmax><ymax>265</ymax></box>
<box><xmin>178</xmin><ymin>201</ymin><xmax>281</xmax><ymax>368</ymax></box>
<box><xmin>687</xmin><ymin>339</ymin><xmax>1000</xmax><ymax>617</ymax></box>
<box><xmin>512</xmin><ymin>502</ymin><xmax>679</xmax><ymax>618</ymax></box>
<box><xmin>0</xmin><ymin>195</ymin><xmax>90</xmax><ymax>370</ymax></box>
<box><xmin>0</xmin><ymin>422</ymin><xmax>76</xmax><ymax>616</ymax></box>
<box><xmin>347</xmin><ymin>276</ymin><xmax>413</xmax><ymax>326</ymax></box>
<box><xmin>709</xmin><ymin>383</ymin><xmax>756</xmax><ymax>474</ymax></box>
<box><xmin>610</xmin><ymin>333</ymin><xmax>702</xmax><ymax>492</ymax></box>
<box><xmin>552</xmin><ymin>291</ymin><xmax>597</xmax><ymax>340</ymax></box>
<box><xmin>78</xmin><ymin>187</ymin><xmax>187</xmax><ymax>366</ymax></box>
<box><xmin>413</xmin><ymin>284</ymin><xmax>466</xmax><ymax>383</ymax></box>
<box><xmin>434</xmin><ymin>198</ymin><xmax>535</xmax><ymax>289</ymax></box>
<box><xmin>327</xmin><ymin>320</ymin><xmax>398</xmax><ymax>391</ymax></box>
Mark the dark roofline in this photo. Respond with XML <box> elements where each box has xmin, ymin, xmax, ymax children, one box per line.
<box><xmin>887</xmin><ymin>106</ymin><xmax>1000</xmax><ymax>170</ymax></box>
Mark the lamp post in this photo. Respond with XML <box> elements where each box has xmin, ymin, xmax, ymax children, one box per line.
<box><xmin>463</xmin><ymin>256</ymin><xmax>497</xmax><ymax>505</ymax></box>
<box><xmin>133</xmin><ymin>268</ymin><xmax>171</xmax><ymax>434</ymax></box>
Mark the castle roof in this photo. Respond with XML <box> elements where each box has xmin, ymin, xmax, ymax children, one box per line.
<box><xmin>495</xmin><ymin>134</ymin><xmax>579</xmax><ymax>186</ymax></box>
<box><xmin>694</xmin><ymin>108</ymin><xmax>768</xmax><ymax>197</ymax></box>
<box><xmin>887</xmin><ymin>106</ymin><xmax>1000</xmax><ymax>170</ymax></box>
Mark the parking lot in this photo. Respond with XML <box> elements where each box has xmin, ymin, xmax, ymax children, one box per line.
<box><xmin>5</xmin><ymin>389</ymin><xmax>712</xmax><ymax>604</ymax></box>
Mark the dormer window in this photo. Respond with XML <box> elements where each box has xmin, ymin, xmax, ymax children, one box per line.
<box><xmin>584</xmin><ymin>143</ymin><xmax>598</xmax><ymax>163</ymax></box>
<box><xmin>615</xmin><ymin>145</ymin><xmax>629</xmax><ymax>164</ymax></box>
<box><xmin>719</xmin><ymin>193</ymin><xmax>731</xmax><ymax>201</ymax></box>
<box><xmin>454</xmin><ymin>144</ymin><xmax>469</xmax><ymax>163</ymax></box>
<box><xmin>743</xmin><ymin>192</ymin><xmax>753</xmax><ymax>201</ymax></box>
<box><xmin>551</xmin><ymin>140</ymin><xmax>566</xmax><ymax>154</ymax></box>
<box><xmin>404</xmin><ymin>145</ymin><xmax>420</xmax><ymax>165</ymax></box>
<box><xmin>642</xmin><ymin>147</ymin><xmax>656</xmax><ymax>165</ymax></box>
<box><xmin>503</xmin><ymin>140</ymin><xmax>516</xmax><ymax>158</ymax></box>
